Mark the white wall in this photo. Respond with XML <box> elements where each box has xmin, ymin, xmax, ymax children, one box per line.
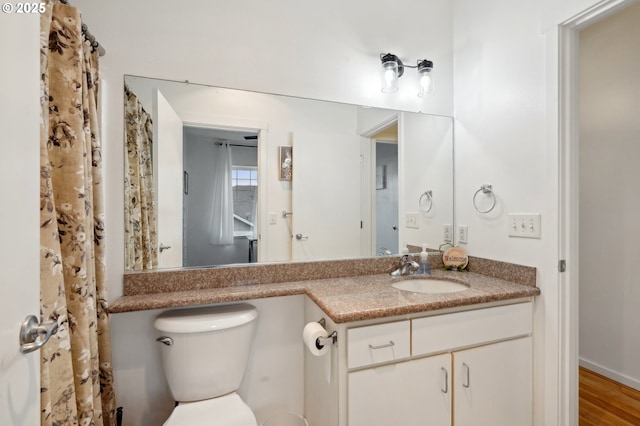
<box><xmin>69</xmin><ymin>0</ymin><xmax>453</xmax><ymax>424</ymax></box>
<box><xmin>453</xmin><ymin>0</ymin><xmax>546</xmax><ymax>264</ymax></box>
<box><xmin>399</xmin><ymin>113</ymin><xmax>454</xmax><ymax>250</ymax></box>
<box><xmin>578</xmin><ymin>3</ymin><xmax>640</xmax><ymax>390</ymax></box>
<box><xmin>453</xmin><ymin>0</ymin><xmax>628</xmax><ymax>424</ymax></box>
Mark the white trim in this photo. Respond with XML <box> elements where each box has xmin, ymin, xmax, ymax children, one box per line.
<box><xmin>257</xmin><ymin>128</ymin><xmax>268</xmax><ymax>262</ymax></box>
<box><xmin>579</xmin><ymin>358</ymin><xmax>640</xmax><ymax>391</ymax></box>
<box><xmin>359</xmin><ymin>114</ymin><xmax>399</xmax><ymax>139</ymax></box>
<box><xmin>182</xmin><ymin>114</ymin><xmax>269</xmax><ymax>134</ymax></box>
<box><xmin>558</xmin><ymin>23</ymin><xmax>580</xmax><ymax>426</ymax></box>
<box><xmin>233</xmin><ymin>214</ymin><xmax>254</xmax><ymax>228</ymax></box>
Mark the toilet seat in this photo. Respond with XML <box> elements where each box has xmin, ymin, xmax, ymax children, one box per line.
<box><xmin>163</xmin><ymin>392</ymin><xmax>257</xmax><ymax>426</ymax></box>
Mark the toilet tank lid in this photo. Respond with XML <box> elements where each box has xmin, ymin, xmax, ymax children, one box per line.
<box><xmin>154</xmin><ymin>303</ymin><xmax>258</xmax><ymax>333</ymax></box>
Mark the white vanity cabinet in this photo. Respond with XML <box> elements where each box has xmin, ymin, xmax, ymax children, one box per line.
<box><xmin>453</xmin><ymin>336</ymin><xmax>532</xmax><ymax>426</ymax></box>
<box><xmin>348</xmin><ymin>353</ymin><xmax>451</xmax><ymax>426</ymax></box>
<box><xmin>303</xmin><ymin>299</ymin><xmax>533</xmax><ymax>426</ymax></box>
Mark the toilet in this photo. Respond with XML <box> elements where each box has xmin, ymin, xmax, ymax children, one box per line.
<box><xmin>154</xmin><ymin>303</ymin><xmax>259</xmax><ymax>426</ymax></box>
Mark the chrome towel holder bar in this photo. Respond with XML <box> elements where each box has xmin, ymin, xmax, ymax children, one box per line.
<box><xmin>473</xmin><ymin>184</ymin><xmax>496</xmax><ymax>214</ymax></box>
<box><xmin>419</xmin><ymin>190</ymin><xmax>433</xmax><ymax>213</ymax></box>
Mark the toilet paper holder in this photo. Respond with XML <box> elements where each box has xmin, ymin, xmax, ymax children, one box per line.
<box><xmin>316</xmin><ymin>318</ymin><xmax>337</xmax><ymax>349</ymax></box>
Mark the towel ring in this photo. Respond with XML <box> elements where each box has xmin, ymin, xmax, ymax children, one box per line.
<box><xmin>419</xmin><ymin>190</ymin><xmax>433</xmax><ymax>213</ymax></box>
<box><xmin>473</xmin><ymin>184</ymin><xmax>496</xmax><ymax>214</ymax></box>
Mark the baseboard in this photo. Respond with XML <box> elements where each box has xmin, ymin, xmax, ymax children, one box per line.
<box><xmin>580</xmin><ymin>357</ymin><xmax>640</xmax><ymax>391</ymax></box>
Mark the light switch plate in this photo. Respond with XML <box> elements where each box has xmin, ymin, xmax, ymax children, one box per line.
<box><xmin>508</xmin><ymin>214</ymin><xmax>541</xmax><ymax>238</ymax></box>
<box><xmin>268</xmin><ymin>213</ymin><xmax>277</xmax><ymax>225</ymax></box>
<box><xmin>458</xmin><ymin>225</ymin><xmax>468</xmax><ymax>244</ymax></box>
<box><xmin>405</xmin><ymin>213</ymin><xmax>419</xmax><ymax>229</ymax></box>
<box><xmin>443</xmin><ymin>224</ymin><xmax>452</xmax><ymax>242</ymax></box>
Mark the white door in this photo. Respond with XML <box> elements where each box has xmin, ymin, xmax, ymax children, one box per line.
<box><xmin>0</xmin><ymin>14</ymin><xmax>41</xmax><ymax>425</ymax></box>
<box><xmin>153</xmin><ymin>90</ymin><xmax>184</xmax><ymax>267</ymax></box>
<box><xmin>348</xmin><ymin>354</ymin><xmax>452</xmax><ymax>426</ymax></box>
<box><xmin>292</xmin><ymin>131</ymin><xmax>361</xmax><ymax>260</ymax></box>
<box><xmin>454</xmin><ymin>337</ymin><xmax>533</xmax><ymax>426</ymax></box>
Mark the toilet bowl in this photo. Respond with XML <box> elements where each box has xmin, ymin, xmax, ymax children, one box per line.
<box><xmin>154</xmin><ymin>304</ymin><xmax>259</xmax><ymax>426</ymax></box>
<box><xmin>164</xmin><ymin>393</ymin><xmax>256</xmax><ymax>426</ymax></box>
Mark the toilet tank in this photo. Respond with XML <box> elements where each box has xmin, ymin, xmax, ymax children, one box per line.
<box><xmin>154</xmin><ymin>303</ymin><xmax>258</xmax><ymax>402</ymax></box>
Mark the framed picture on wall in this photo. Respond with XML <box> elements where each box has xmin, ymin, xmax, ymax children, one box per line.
<box><xmin>279</xmin><ymin>146</ymin><xmax>292</xmax><ymax>181</ymax></box>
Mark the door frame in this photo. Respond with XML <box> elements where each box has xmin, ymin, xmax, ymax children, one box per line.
<box><xmin>556</xmin><ymin>1</ymin><xmax>636</xmax><ymax>424</ymax></box>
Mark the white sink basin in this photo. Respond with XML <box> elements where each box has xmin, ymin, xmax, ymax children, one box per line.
<box><xmin>391</xmin><ymin>278</ymin><xmax>469</xmax><ymax>294</ymax></box>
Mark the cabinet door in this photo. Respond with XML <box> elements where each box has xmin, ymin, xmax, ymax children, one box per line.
<box><xmin>453</xmin><ymin>336</ymin><xmax>532</xmax><ymax>426</ymax></box>
<box><xmin>348</xmin><ymin>354</ymin><xmax>451</xmax><ymax>426</ymax></box>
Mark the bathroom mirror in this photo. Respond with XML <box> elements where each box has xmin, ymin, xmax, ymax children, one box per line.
<box><xmin>124</xmin><ymin>75</ymin><xmax>453</xmax><ymax>271</ymax></box>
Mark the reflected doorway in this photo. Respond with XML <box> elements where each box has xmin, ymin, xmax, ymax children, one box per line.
<box><xmin>372</xmin><ymin>123</ymin><xmax>399</xmax><ymax>255</ymax></box>
<box><xmin>183</xmin><ymin>126</ymin><xmax>259</xmax><ymax>267</ymax></box>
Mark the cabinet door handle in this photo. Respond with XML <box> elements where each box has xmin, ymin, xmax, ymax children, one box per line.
<box><xmin>462</xmin><ymin>362</ymin><xmax>470</xmax><ymax>388</ymax></box>
<box><xmin>441</xmin><ymin>367</ymin><xmax>449</xmax><ymax>394</ymax></box>
<box><xmin>368</xmin><ymin>340</ymin><xmax>395</xmax><ymax>350</ymax></box>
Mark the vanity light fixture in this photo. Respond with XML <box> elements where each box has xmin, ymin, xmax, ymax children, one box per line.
<box><xmin>417</xmin><ymin>59</ymin><xmax>434</xmax><ymax>97</ymax></box>
<box><xmin>380</xmin><ymin>53</ymin><xmax>435</xmax><ymax>96</ymax></box>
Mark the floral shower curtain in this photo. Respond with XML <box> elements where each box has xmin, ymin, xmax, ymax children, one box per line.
<box><xmin>39</xmin><ymin>1</ymin><xmax>116</xmax><ymax>425</ymax></box>
<box><xmin>124</xmin><ymin>86</ymin><xmax>158</xmax><ymax>270</ymax></box>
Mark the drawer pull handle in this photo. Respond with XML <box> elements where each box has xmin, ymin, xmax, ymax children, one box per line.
<box><xmin>441</xmin><ymin>367</ymin><xmax>449</xmax><ymax>394</ymax></box>
<box><xmin>368</xmin><ymin>340</ymin><xmax>395</xmax><ymax>350</ymax></box>
<box><xmin>463</xmin><ymin>362</ymin><xmax>470</xmax><ymax>388</ymax></box>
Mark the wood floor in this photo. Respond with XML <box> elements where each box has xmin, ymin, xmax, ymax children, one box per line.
<box><xmin>579</xmin><ymin>367</ymin><xmax>640</xmax><ymax>425</ymax></box>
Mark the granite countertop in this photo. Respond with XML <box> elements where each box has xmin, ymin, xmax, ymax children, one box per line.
<box><xmin>303</xmin><ymin>270</ymin><xmax>539</xmax><ymax>323</ymax></box>
<box><xmin>110</xmin><ymin>261</ymin><xmax>540</xmax><ymax>323</ymax></box>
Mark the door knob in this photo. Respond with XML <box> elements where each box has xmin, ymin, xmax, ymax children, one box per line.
<box><xmin>159</xmin><ymin>244</ymin><xmax>172</xmax><ymax>252</ymax></box>
<box><xmin>19</xmin><ymin>315</ymin><xmax>58</xmax><ymax>354</ymax></box>
<box><xmin>295</xmin><ymin>234</ymin><xmax>309</xmax><ymax>240</ymax></box>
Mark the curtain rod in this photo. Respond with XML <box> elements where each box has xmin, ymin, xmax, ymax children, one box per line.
<box><xmin>59</xmin><ymin>0</ymin><xmax>106</xmax><ymax>57</ymax></box>
<box><xmin>215</xmin><ymin>142</ymin><xmax>258</xmax><ymax>148</ymax></box>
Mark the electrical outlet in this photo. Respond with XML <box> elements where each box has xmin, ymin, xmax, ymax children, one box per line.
<box><xmin>405</xmin><ymin>213</ymin><xmax>419</xmax><ymax>229</ymax></box>
<box><xmin>458</xmin><ymin>225</ymin><xmax>468</xmax><ymax>244</ymax></box>
<box><xmin>443</xmin><ymin>224</ymin><xmax>452</xmax><ymax>242</ymax></box>
<box><xmin>508</xmin><ymin>214</ymin><xmax>541</xmax><ymax>238</ymax></box>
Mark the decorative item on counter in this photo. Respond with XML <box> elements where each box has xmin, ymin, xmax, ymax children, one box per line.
<box><xmin>442</xmin><ymin>246</ymin><xmax>469</xmax><ymax>271</ymax></box>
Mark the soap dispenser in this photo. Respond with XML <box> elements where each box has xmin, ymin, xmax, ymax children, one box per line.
<box><xmin>419</xmin><ymin>243</ymin><xmax>431</xmax><ymax>275</ymax></box>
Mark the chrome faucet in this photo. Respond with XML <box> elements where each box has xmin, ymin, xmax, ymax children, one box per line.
<box><xmin>390</xmin><ymin>254</ymin><xmax>420</xmax><ymax>276</ymax></box>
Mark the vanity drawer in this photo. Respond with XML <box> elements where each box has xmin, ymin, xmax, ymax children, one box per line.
<box><xmin>412</xmin><ymin>302</ymin><xmax>532</xmax><ymax>357</ymax></box>
<box><xmin>347</xmin><ymin>320</ymin><xmax>410</xmax><ymax>369</ymax></box>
